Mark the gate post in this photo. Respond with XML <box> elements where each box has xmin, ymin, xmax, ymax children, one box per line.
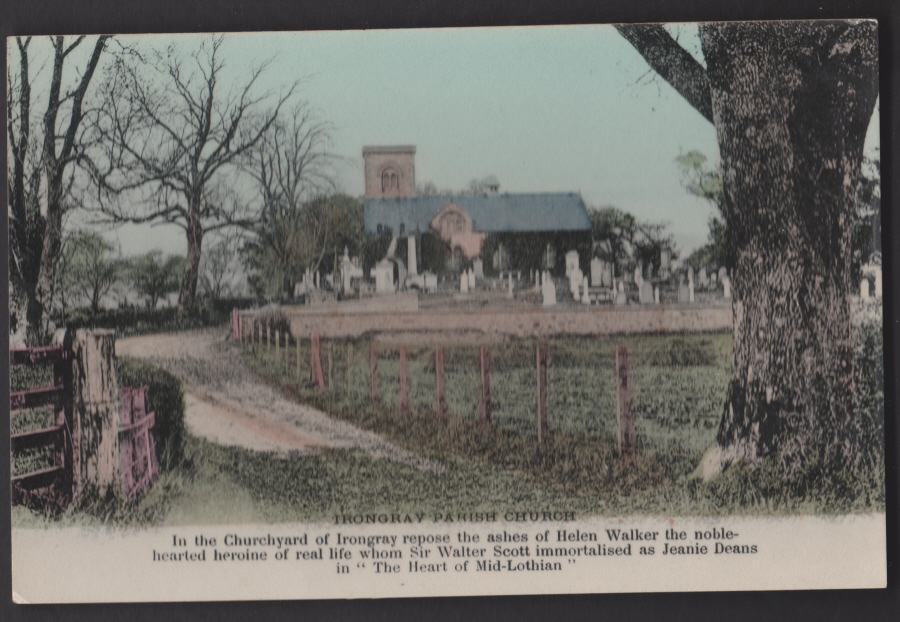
<box><xmin>310</xmin><ymin>333</ymin><xmax>325</xmax><ymax>391</ymax></box>
<box><xmin>71</xmin><ymin>329</ymin><xmax>121</xmax><ymax>498</ymax></box>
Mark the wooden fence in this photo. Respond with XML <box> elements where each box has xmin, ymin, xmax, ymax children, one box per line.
<box><xmin>9</xmin><ymin>345</ymin><xmax>74</xmax><ymax>501</ymax></box>
<box><xmin>237</xmin><ymin>313</ymin><xmax>635</xmax><ymax>465</ymax></box>
<box><xmin>9</xmin><ymin>331</ymin><xmax>160</xmax><ymax>508</ymax></box>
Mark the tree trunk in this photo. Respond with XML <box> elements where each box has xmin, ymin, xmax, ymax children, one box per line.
<box><xmin>697</xmin><ymin>22</ymin><xmax>878</xmax><ymax>477</ymax></box>
<box><xmin>178</xmin><ymin>217</ymin><xmax>204</xmax><ymax>310</ymax></box>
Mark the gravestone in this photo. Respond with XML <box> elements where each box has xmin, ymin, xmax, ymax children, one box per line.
<box><xmin>565</xmin><ymin>250</ymin><xmax>579</xmax><ymax>277</ymax></box>
<box><xmin>460</xmin><ymin>272</ymin><xmax>469</xmax><ymax>294</ymax></box>
<box><xmin>677</xmin><ymin>280</ymin><xmax>690</xmax><ymax>303</ymax></box>
<box><xmin>373</xmin><ymin>261</ymin><xmax>395</xmax><ymax>293</ymax></box>
<box><xmin>688</xmin><ymin>267</ymin><xmax>695</xmax><ymax>287</ymax></box>
<box><xmin>591</xmin><ymin>258</ymin><xmax>604</xmax><ymax>287</ymax></box>
<box><xmin>699</xmin><ymin>267</ymin><xmax>709</xmax><ymax>289</ymax></box>
<box><xmin>508</xmin><ymin>273</ymin><xmax>514</xmax><ymax>299</ymax></box>
<box><xmin>582</xmin><ymin>276</ymin><xmax>591</xmax><ymax>305</ymax></box>
<box><xmin>615</xmin><ymin>281</ymin><xmax>627</xmax><ymax>306</ymax></box>
<box><xmin>654</xmin><ymin>286</ymin><xmax>660</xmax><ymax>304</ymax></box>
<box><xmin>542</xmin><ymin>272</ymin><xmax>557</xmax><ymax>307</ymax></box>
<box><xmin>639</xmin><ymin>281</ymin><xmax>654</xmax><ymax>305</ymax></box>
<box><xmin>723</xmin><ymin>277</ymin><xmax>731</xmax><ymax>299</ymax></box>
<box><xmin>689</xmin><ymin>281</ymin><xmax>695</xmax><ymax>303</ymax></box>
<box><xmin>710</xmin><ymin>272</ymin><xmax>717</xmax><ymax>288</ymax></box>
<box><xmin>473</xmin><ymin>258</ymin><xmax>484</xmax><ymax>280</ymax></box>
<box><xmin>718</xmin><ymin>266</ymin><xmax>727</xmax><ymax>284</ymax></box>
<box><xmin>634</xmin><ymin>265</ymin><xmax>643</xmax><ymax>288</ymax></box>
<box><xmin>467</xmin><ymin>268</ymin><xmax>476</xmax><ymax>290</ymax></box>
<box><xmin>569</xmin><ymin>267</ymin><xmax>584</xmax><ymax>297</ymax></box>
<box><xmin>424</xmin><ymin>273</ymin><xmax>438</xmax><ymax>292</ymax></box>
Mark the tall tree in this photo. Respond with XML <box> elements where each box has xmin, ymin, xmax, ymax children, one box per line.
<box><xmin>7</xmin><ymin>35</ymin><xmax>111</xmax><ymax>343</ymax></box>
<box><xmin>90</xmin><ymin>35</ymin><xmax>294</xmax><ymax>309</ymax></box>
<box><xmin>617</xmin><ymin>22</ymin><xmax>879</xmax><ymax>476</ymax></box>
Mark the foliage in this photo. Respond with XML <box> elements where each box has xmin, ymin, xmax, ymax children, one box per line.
<box><xmin>676</xmin><ymin>150</ymin><xmax>730</xmax><ymax>270</ymax></box>
<box><xmin>57</xmin><ymin>231</ymin><xmax>123</xmax><ymax>315</ymax></box>
<box><xmin>117</xmin><ymin>357</ymin><xmax>186</xmax><ymax>470</ymax></box>
<box><xmin>90</xmin><ymin>35</ymin><xmax>295</xmax><ymax>309</ymax></box>
<box><xmin>58</xmin><ymin>297</ymin><xmax>253</xmax><ymax>338</ymax></box>
<box><xmin>199</xmin><ymin>231</ymin><xmax>243</xmax><ymax>300</ymax></box>
<box><xmin>589</xmin><ymin>206</ymin><xmax>676</xmax><ymax>276</ymax></box>
<box><xmin>124</xmin><ymin>251</ymin><xmax>185</xmax><ymax>309</ymax></box>
<box><xmin>7</xmin><ymin>36</ymin><xmax>111</xmax><ymax>344</ymax></box>
<box><xmin>243</xmin><ymin>194</ymin><xmax>363</xmax><ymax>300</ymax></box>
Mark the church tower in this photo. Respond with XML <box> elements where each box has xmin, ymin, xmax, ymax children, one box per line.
<box><xmin>363</xmin><ymin>145</ymin><xmax>416</xmax><ymax>198</ymax></box>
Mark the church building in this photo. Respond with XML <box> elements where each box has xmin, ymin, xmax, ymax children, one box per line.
<box><xmin>362</xmin><ymin>145</ymin><xmax>591</xmax><ymax>276</ymax></box>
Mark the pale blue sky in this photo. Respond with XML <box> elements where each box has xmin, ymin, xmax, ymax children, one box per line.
<box><xmin>20</xmin><ymin>25</ymin><xmax>880</xmax><ymax>258</ymax></box>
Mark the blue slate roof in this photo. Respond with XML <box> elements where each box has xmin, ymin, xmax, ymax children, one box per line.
<box><xmin>364</xmin><ymin>193</ymin><xmax>591</xmax><ymax>236</ymax></box>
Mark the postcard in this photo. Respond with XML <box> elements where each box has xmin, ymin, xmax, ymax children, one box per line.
<box><xmin>7</xmin><ymin>21</ymin><xmax>885</xmax><ymax>602</ymax></box>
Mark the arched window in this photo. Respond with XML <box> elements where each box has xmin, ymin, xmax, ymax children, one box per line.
<box><xmin>381</xmin><ymin>167</ymin><xmax>400</xmax><ymax>193</ymax></box>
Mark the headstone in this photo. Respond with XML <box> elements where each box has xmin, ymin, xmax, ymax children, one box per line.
<box><xmin>860</xmin><ymin>278</ymin><xmax>870</xmax><ymax>300</ymax></box>
<box><xmin>460</xmin><ymin>272</ymin><xmax>469</xmax><ymax>293</ymax></box>
<box><xmin>875</xmin><ymin>267</ymin><xmax>882</xmax><ymax>297</ymax></box>
<box><xmin>723</xmin><ymin>277</ymin><xmax>731</xmax><ymax>300</ymax></box>
<box><xmin>603</xmin><ymin>263</ymin><xmax>613</xmax><ymax>288</ymax></box>
<box><xmin>654</xmin><ymin>286</ymin><xmax>660</xmax><ymax>304</ymax></box>
<box><xmin>677</xmin><ymin>280</ymin><xmax>690</xmax><ymax>303</ymax></box>
<box><xmin>424</xmin><ymin>273</ymin><xmax>438</xmax><ymax>292</ymax></box>
<box><xmin>688</xmin><ymin>267</ymin><xmax>694</xmax><ymax>287</ymax></box>
<box><xmin>634</xmin><ymin>265</ymin><xmax>643</xmax><ymax>288</ymax></box>
<box><xmin>615</xmin><ymin>281</ymin><xmax>627</xmax><ymax>306</ymax></box>
<box><xmin>569</xmin><ymin>267</ymin><xmax>584</xmax><ymax>297</ymax></box>
<box><xmin>718</xmin><ymin>266</ymin><xmax>727</xmax><ymax>285</ymax></box>
<box><xmin>406</xmin><ymin>236</ymin><xmax>418</xmax><ymax>277</ymax></box>
<box><xmin>699</xmin><ymin>267</ymin><xmax>709</xmax><ymax>289</ymax></box>
<box><xmin>508</xmin><ymin>273</ymin><xmax>514</xmax><ymax>299</ymax></box>
<box><xmin>542</xmin><ymin>272</ymin><xmax>557</xmax><ymax>307</ymax></box>
<box><xmin>473</xmin><ymin>257</ymin><xmax>484</xmax><ymax>280</ymax></box>
<box><xmin>710</xmin><ymin>272</ymin><xmax>717</xmax><ymax>288</ymax></box>
<box><xmin>582</xmin><ymin>276</ymin><xmax>591</xmax><ymax>305</ymax></box>
<box><xmin>591</xmin><ymin>258</ymin><xmax>604</xmax><ymax>287</ymax></box>
<box><xmin>467</xmin><ymin>268</ymin><xmax>476</xmax><ymax>290</ymax></box>
<box><xmin>373</xmin><ymin>261</ymin><xmax>395</xmax><ymax>293</ymax></box>
<box><xmin>565</xmin><ymin>250</ymin><xmax>579</xmax><ymax>278</ymax></box>
<box><xmin>639</xmin><ymin>281</ymin><xmax>654</xmax><ymax>305</ymax></box>
<box><xmin>689</xmin><ymin>281</ymin><xmax>695</xmax><ymax>303</ymax></box>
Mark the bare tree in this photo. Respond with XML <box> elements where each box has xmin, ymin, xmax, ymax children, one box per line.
<box><xmin>7</xmin><ymin>35</ymin><xmax>111</xmax><ymax>343</ymax></box>
<box><xmin>199</xmin><ymin>229</ymin><xmax>243</xmax><ymax>300</ymax></box>
<box><xmin>89</xmin><ymin>35</ymin><xmax>295</xmax><ymax>309</ymax></box>
<box><xmin>617</xmin><ymin>22</ymin><xmax>879</xmax><ymax>476</ymax></box>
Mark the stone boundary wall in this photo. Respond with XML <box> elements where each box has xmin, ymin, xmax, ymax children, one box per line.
<box><xmin>243</xmin><ymin>305</ymin><xmax>733</xmax><ymax>341</ymax></box>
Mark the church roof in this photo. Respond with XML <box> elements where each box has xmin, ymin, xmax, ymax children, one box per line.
<box><xmin>364</xmin><ymin>193</ymin><xmax>591</xmax><ymax>236</ymax></box>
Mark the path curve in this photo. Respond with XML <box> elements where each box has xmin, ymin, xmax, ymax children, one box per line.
<box><xmin>116</xmin><ymin>328</ymin><xmax>443</xmax><ymax>473</ymax></box>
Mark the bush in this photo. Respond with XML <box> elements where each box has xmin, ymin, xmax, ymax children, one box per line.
<box><xmin>117</xmin><ymin>356</ymin><xmax>186</xmax><ymax>470</ymax></box>
<box><xmin>57</xmin><ymin>297</ymin><xmax>256</xmax><ymax>338</ymax></box>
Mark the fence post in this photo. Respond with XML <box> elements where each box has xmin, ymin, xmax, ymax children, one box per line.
<box><xmin>370</xmin><ymin>344</ymin><xmax>378</xmax><ymax>402</ymax></box>
<box><xmin>70</xmin><ymin>329</ymin><xmax>121</xmax><ymax>498</ymax></box>
<box><xmin>297</xmin><ymin>336</ymin><xmax>301</xmax><ymax>380</ymax></box>
<box><xmin>52</xmin><ymin>330</ymin><xmax>75</xmax><ymax>498</ymax></box>
<box><xmin>478</xmin><ymin>347</ymin><xmax>492</xmax><ymax>424</ymax></box>
<box><xmin>434</xmin><ymin>348</ymin><xmax>446</xmax><ymax>419</ymax></box>
<box><xmin>536</xmin><ymin>344</ymin><xmax>549</xmax><ymax>442</ymax></box>
<box><xmin>275</xmin><ymin>330</ymin><xmax>280</xmax><ymax>360</ymax></box>
<box><xmin>615</xmin><ymin>345</ymin><xmax>635</xmax><ymax>467</ymax></box>
<box><xmin>399</xmin><ymin>346</ymin><xmax>409</xmax><ymax>414</ymax></box>
<box><xmin>311</xmin><ymin>333</ymin><xmax>325</xmax><ymax>391</ymax></box>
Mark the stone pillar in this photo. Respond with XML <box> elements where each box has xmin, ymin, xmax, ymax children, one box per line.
<box><xmin>407</xmin><ymin>236</ymin><xmax>418</xmax><ymax>277</ymax></box>
<box><xmin>71</xmin><ymin>329</ymin><xmax>121</xmax><ymax>499</ymax></box>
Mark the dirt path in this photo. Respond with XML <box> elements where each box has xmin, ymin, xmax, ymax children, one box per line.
<box><xmin>116</xmin><ymin>328</ymin><xmax>442</xmax><ymax>472</ymax></box>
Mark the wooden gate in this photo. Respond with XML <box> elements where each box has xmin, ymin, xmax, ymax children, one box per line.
<box><xmin>118</xmin><ymin>386</ymin><xmax>159</xmax><ymax>499</ymax></box>
<box><xmin>9</xmin><ymin>345</ymin><xmax>75</xmax><ymax>503</ymax></box>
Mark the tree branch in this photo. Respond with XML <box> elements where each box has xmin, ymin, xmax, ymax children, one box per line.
<box><xmin>615</xmin><ymin>24</ymin><xmax>714</xmax><ymax>124</ymax></box>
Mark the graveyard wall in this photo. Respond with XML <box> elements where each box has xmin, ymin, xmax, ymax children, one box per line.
<box><xmin>251</xmin><ymin>304</ymin><xmax>733</xmax><ymax>341</ymax></box>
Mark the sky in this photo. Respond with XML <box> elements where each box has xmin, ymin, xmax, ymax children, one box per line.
<box><xmin>13</xmin><ymin>25</ymin><xmax>881</xmax><ymax>259</ymax></box>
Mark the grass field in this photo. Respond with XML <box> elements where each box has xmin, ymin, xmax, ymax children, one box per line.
<box><xmin>11</xmin><ymin>314</ymin><xmax>884</xmax><ymax>528</ymax></box>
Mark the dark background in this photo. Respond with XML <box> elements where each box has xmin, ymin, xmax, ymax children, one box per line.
<box><xmin>2</xmin><ymin>0</ymin><xmax>898</xmax><ymax>620</ymax></box>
